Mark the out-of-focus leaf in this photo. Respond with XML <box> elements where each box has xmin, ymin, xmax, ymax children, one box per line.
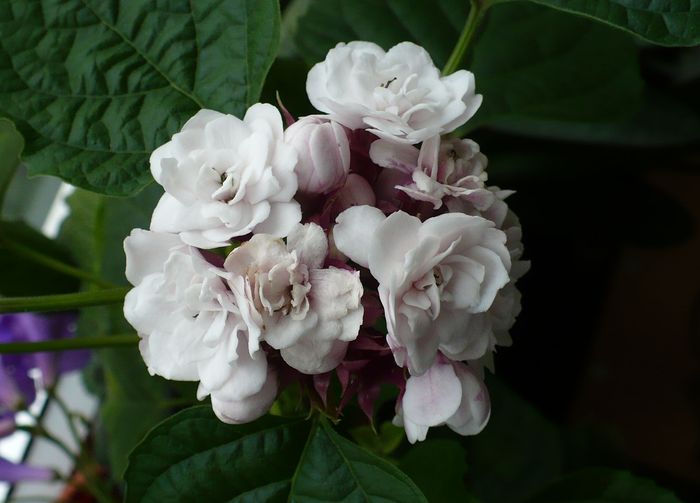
<box><xmin>0</xmin><ymin>220</ymin><xmax>79</xmax><ymax>296</ymax></box>
<box><xmin>525</xmin><ymin>0</ymin><xmax>700</xmax><ymax>46</ymax></box>
<box><xmin>470</xmin><ymin>3</ymin><xmax>643</xmax><ymax>127</ymax></box>
<box><xmin>462</xmin><ymin>378</ymin><xmax>564</xmax><ymax>503</ymax></box>
<box><xmin>0</xmin><ymin>0</ymin><xmax>280</xmax><ymax>195</ymax></box>
<box><xmin>351</xmin><ymin>421</ymin><xmax>405</xmax><ymax>457</ymax></box>
<box><xmin>400</xmin><ymin>439</ymin><xmax>477</xmax><ymax>503</ymax></box>
<box><xmin>486</xmin><ymin>90</ymin><xmax>700</xmax><ymax>147</ymax></box>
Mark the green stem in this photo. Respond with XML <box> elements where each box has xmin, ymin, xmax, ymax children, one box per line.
<box><xmin>17</xmin><ymin>425</ymin><xmax>77</xmax><ymax>461</ymax></box>
<box><xmin>2</xmin><ymin>237</ymin><xmax>115</xmax><ymax>289</ymax></box>
<box><xmin>442</xmin><ymin>0</ymin><xmax>489</xmax><ymax>75</ymax></box>
<box><xmin>0</xmin><ymin>334</ymin><xmax>138</xmax><ymax>354</ymax></box>
<box><xmin>0</xmin><ymin>287</ymin><xmax>129</xmax><ymax>314</ymax></box>
<box><xmin>49</xmin><ymin>387</ymin><xmax>83</xmax><ymax>449</ymax></box>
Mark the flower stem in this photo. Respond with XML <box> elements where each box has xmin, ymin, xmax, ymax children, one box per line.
<box><xmin>0</xmin><ymin>287</ymin><xmax>129</xmax><ymax>314</ymax></box>
<box><xmin>2</xmin><ymin>237</ymin><xmax>115</xmax><ymax>289</ymax></box>
<box><xmin>0</xmin><ymin>334</ymin><xmax>138</xmax><ymax>354</ymax></box>
<box><xmin>442</xmin><ymin>0</ymin><xmax>489</xmax><ymax>76</ymax></box>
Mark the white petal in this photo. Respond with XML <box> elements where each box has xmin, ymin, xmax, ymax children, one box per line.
<box><xmin>252</xmin><ymin>201</ymin><xmax>301</xmax><ymax>238</ymax></box>
<box><xmin>287</xmin><ymin>223</ymin><xmax>328</xmax><ymax>270</ymax></box>
<box><xmin>210</xmin><ymin>370</ymin><xmax>278</xmax><ymax>424</ymax></box>
<box><xmin>123</xmin><ymin>229</ymin><xmax>184</xmax><ymax>285</ymax></box>
<box><xmin>333</xmin><ymin>205</ymin><xmax>386</xmax><ymax>268</ymax></box>
<box><xmin>368</xmin><ymin>211</ymin><xmax>422</xmax><ymax>285</ymax></box>
<box><xmin>281</xmin><ymin>338</ymin><xmax>348</xmax><ymax>374</ymax></box>
<box><xmin>447</xmin><ymin>363</ymin><xmax>491</xmax><ymax>436</ymax></box>
<box><xmin>402</xmin><ymin>360</ymin><xmax>462</xmax><ymax>426</ymax></box>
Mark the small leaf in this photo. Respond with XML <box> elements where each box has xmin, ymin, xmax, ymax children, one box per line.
<box><xmin>526</xmin><ymin>0</ymin><xmax>700</xmax><ymax>46</ymax></box>
<box><xmin>0</xmin><ymin>0</ymin><xmax>280</xmax><ymax>195</ymax></box>
<box><xmin>525</xmin><ymin>467</ymin><xmax>684</xmax><ymax>503</ymax></box>
<box><xmin>290</xmin><ymin>419</ymin><xmax>427</xmax><ymax>502</ymax></box>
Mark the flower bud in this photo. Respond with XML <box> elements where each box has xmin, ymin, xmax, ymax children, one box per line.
<box><xmin>285</xmin><ymin>116</ymin><xmax>350</xmax><ymax>194</ymax></box>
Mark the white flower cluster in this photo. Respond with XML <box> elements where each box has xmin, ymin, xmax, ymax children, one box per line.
<box><xmin>123</xmin><ymin>41</ymin><xmax>527</xmax><ymax>441</ymax></box>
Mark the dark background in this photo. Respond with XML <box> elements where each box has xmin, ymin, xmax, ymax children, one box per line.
<box><xmin>475</xmin><ymin>46</ymin><xmax>700</xmax><ymax>500</ymax></box>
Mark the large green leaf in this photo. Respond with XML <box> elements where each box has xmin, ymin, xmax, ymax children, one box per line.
<box><xmin>526</xmin><ymin>0</ymin><xmax>700</xmax><ymax>46</ymax></box>
<box><xmin>0</xmin><ymin>118</ymin><xmax>23</xmax><ymax>206</ymax></box>
<box><xmin>125</xmin><ymin>407</ymin><xmax>427</xmax><ymax>502</ymax></box>
<box><xmin>525</xmin><ymin>467</ymin><xmax>684</xmax><ymax>503</ymax></box>
<box><xmin>287</xmin><ymin>1</ymin><xmax>643</xmax><ymax>127</ymax></box>
<box><xmin>0</xmin><ymin>0</ymin><xmax>280</xmax><ymax>196</ymax></box>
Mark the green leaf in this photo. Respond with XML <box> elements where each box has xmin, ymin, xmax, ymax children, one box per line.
<box><xmin>287</xmin><ymin>1</ymin><xmax>643</xmax><ymax>127</ymax></box>
<box><xmin>291</xmin><ymin>419</ymin><xmax>427</xmax><ymax>502</ymax></box>
<box><xmin>0</xmin><ymin>118</ymin><xmax>23</xmax><ymax>207</ymax></box>
<box><xmin>399</xmin><ymin>439</ymin><xmax>477</xmax><ymax>503</ymax></box>
<box><xmin>125</xmin><ymin>409</ymin><xmax>427</xmax><ymax>502</ymax></box>
<box><xmin>525</xmin><ymin>0</ymin><xmax>700</xmax><ymax>47</ymax></box>
<box><xmin>0</xmin><ymin>220</ymin><xmax>79</xmax><ymax>296</ymax></box>
<box><xmin>486</xmin><ymin>90</ymin><xmax>700</xmax><ymax>147</ymax></box>
<box><xmin>99</xmin><ymin>347</ymin><xmax>184</xmax><ymax>478</ymax></box>
<box><xmin>0</xmin><ymin>0</ymin><xmax>280</xmax><ymax>196</ymax></box>
<box><xmin>462</xmin><ymin>378</ymin><xmax>564</xmax><ymax>503</ymax></box>
<box><xmin>350</xmin><ymin>421</ymin><xmax>404</xmax><ymax>457</ymax></box>
<box><xmin>469</xmin><ymin>3</ymin><xmax>644</xmax><ymax>128</ymax></box>
<box><xmin>524</xmin><ymin>467</ymin><xmax>684</xmax><ymax>503</ymax></box>
<box><xmin>125</xmin><ymin>408</ymin><xmax>308</xmax><ymax>503</ymax></box>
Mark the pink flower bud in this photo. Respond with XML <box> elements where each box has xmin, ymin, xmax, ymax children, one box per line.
<box><xmin>285</xmin><ymin>116</ymin><xmax>350</xmax><ymax>194</ymax></box>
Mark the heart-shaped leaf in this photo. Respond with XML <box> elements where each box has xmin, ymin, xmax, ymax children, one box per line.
<box><xmin>0</xmin><ymin>0</ymin><xmax>280</xmax><ymax>196</ymax></box>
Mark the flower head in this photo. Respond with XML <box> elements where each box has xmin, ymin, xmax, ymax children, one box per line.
<box><xmin>370</xmin><ymin>135</ymin><xmax>493</xmax><ymax>210</ymax></box>
<box><xmin>225</xmin><ymin>223</ymin><xmax>364</xmax><ymax>374</ymax></box>
<box><xmin>307</xmin><ymin>41</ymin><xmax>481</xmax><ymax>144</ymax></box>
<box><xmin>333</xmin><ymin>206</ymin><xmax>510</xmax><ymax>375</ymax></box>
<box><xmin>150</xmin><ymin>104</ymin><xmax>301</xmax><ymax>248</ymax></box>
<box><xmin>123</xmin><ymin>229</ymin><xmax>276</xmax><ymax>423</ymax></box>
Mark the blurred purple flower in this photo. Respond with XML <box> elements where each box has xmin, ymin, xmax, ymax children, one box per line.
<box><xmin>0</xmin><ymin>313</ymin><xmax>89</xmax><ymax>414</ymax></box>
<box><xmin>0</xmin><ymin>411</ymin><xmax>15</xmax><ymax>438</ymax></box>
<box><xmin>0</xmin><ymin>458</ymin><xmax>54</xmax><ymax>483</ymax></box>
